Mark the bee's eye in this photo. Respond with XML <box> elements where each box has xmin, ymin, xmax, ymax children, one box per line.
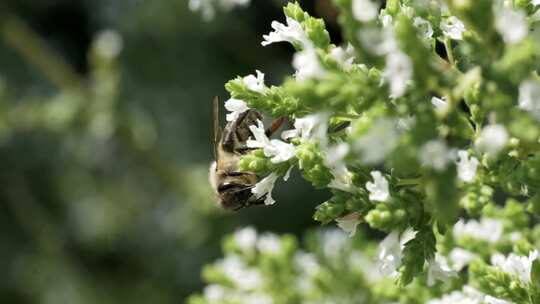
<box><xmin>217</xmin><ymin>182</ymin><xmax>242</xmax><ymax>192</ymax></box>
<box><xmin>217</xmin><ymin>183</ymin><xmax>234</xmax><ymax>192</ymax></box>
<box><xmin>227</xmin><ymin>172</ymin><xmax>247</xmax><ymax>177</ymax></box>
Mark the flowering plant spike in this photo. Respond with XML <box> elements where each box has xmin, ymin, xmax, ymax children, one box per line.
<box><xmin>192</xmin><ymin>0</ymin><xmax>540</xmax><ymax>303</ymax></box>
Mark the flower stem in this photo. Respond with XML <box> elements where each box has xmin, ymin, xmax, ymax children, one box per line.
<box><xmin>397</xmin><ymin>177</ymin><xmax>422</xmax><ymax>187</ymax></box>
<box><xmin>444</xmin><ymin>38</ymin><xmax>455</xmax><ymax>66</ymax></box>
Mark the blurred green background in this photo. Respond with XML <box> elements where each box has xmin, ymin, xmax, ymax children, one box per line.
<box><xmin>0</xmin><ymin>0</ymin><xmax>343</xmax><ymax>302</ymax></box>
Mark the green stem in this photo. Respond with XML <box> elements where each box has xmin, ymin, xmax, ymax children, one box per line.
<box><xmin>444</xmin><ymin>38</ymin><xmax>455</xmax><ymax>66</ymax></box>
<box><xmin>1</xmin><ymin>14</ymin><xmax>83</xmax><ymax>90</ymax></box>
<box><xmin>397</xmin><ymin>177</ymin><xmax>422</xmax><ymax>187</ymax></box>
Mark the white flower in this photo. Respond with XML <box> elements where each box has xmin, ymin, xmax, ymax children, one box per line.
<box><xmin>95</xmin><ymin>30</ymin><xmax>123</xmax><ymax>59</ymax></box>
<box><xmin>282</xmin><ymin>113</ymin><xmax>328</xmax><ymax>142</ymax></box>
<box><xmin>413</xmin><ymin>17</ymin><xmax>434</xmax><ymax>40</ymax></box>
<box><xmin>453</xmin><ymin>218</ymin><xmax>503</xmax><ymax>243</ymax></box>
<box><xmin>357</xmin><ymin>27</ymin><xmax>397</xmax><ymax>55</ymax></box>
<box><xmin>224</xmin><ymin>98</ymin><xmax>249</xmax><ymax>122</ymax></box>
<box><xmin>352</xmin><ymin>0</ymin><xmax>379</xmax><ymax>22</ymax></box>
<box><xmin>518</xmin><ymin>79</ymin><xmax>540</xmax><ymax>121</ymax></box>
<box><xmin>379</xmin><ymin>12</ymin><xmax>393</xmax><ymax>28</ymax></box>
<box><xmin>495</xmin><ymin>8</ymin><xmax>528</xmax><ymax>44</ymax></box>
<box><xmin>247</xmin><ymin>120</ymin><xmax>295</xmax><ymax>163</ymax></box>
<box><xmin>219</xmin><ymin>0</ymin><xmax>250</xmax><ymax>11</ymax></box>
<box><xmin>293</xmin><ymin>47</ymin><xmax>326</xmax><ymax>82</ymax></box>
<box><xmin>349</xmin><ymin>252</ymin><xmax>382</xmax><ymax>283</ymax></box>
<box><xmin>420</xmin><ymin>140</ymin><xmax>453</xmax><ymax>171</ymax></box>
<box><xmin>330</xmin><ymin>43</ymin><xmax>355</xmax><ymax>71</ymax></box>
<box><xmin>328</xmin><ymin>164</ymin><xmax>354</xmax><ymax>193</ymax></box>
<box><xmin>335</xmin><ymin>212</ymin><xmax>362</xmax><ymax>237</ymax></box>
<box><xmin>262</xmin><ymin>17</ymin><xmax>309</xmax><ymax>47</ymax></box>
<box><xmin>366</xmin><ymin>171</ymin><xmax>390</xmax><ymax>202</ymax></box>
<box><xmin>256</xmin><ymin>233</ymin><xmax>282</xmax><ymax>255</ymax></box>
<box><xmin>325</xmin><ymin>143</ymin><xmax>354</xmax><ymax>193</ymax></box>
<box><xmin>294</xmin><ymin>252</ymin><xmax>321</xmax><ymax>276</ymax></box>
<box><xmin>456</xmin><ymin>150</ymin><xmax>479</xmax><ymax>183</ymax></box>
<box><xmin>233</xmin><ymin>227</ymin><xmax>257</xmax><ymax>251</ymax></box>
<box><xmin>243</xmin><ymin>70</ymin><xmax>266</xmax><ymax>92</ymax></box>
<box><xmin>203</xmin><ymin>284</ymin><xmax>226</xmax><ymax>301</ymax></box>
<box><xmin>431</xmin><ymin>96</ymin><xmax>449</xmax><ymax>112</ymax></box>
<box><xmin>440</xmin><ymin>16</ymin><xmax>466</xmax><ymax>40</ymax></box>
<box><xmin>354</xmin><ymin>118</ymin><xmax>399</xmax><ymax>164</ymax></box>
<box><xmin>189</xmin><ymin>0</ymin><xmax>216</xmax><ymax>21</ymax></box>
<box><xmin>264</xmin><ymin>140</ymin><xmax>296</xmax><ymax>163</ymax></box>
<box><xmin>449</xmin><ymin>247</ymin><xmax>477</xmax><ymax>271</ymax></box>
<box><xmin>378</xmin><ymin>228</ymin><xmax>417</xmax><ymax>277</ymax></box>
<box><xmin>427</xmin><ymin>253</ymin><xmax>457</xmax><ymax>286</ymax></box>
<box><xmin>321</xmin><ymin>229</ymin><xmax>349</xmax><ymax>257</ymax></box>
<box><xmin>475</xmin><ymin>124</ymin><xmax>509</xmax><ymax>156</ymax></box>
<box><xmin>247</xmin><ymin>119</ymin><xmax>270</xmax><ymax>147</ymax></box>
<box><xmin>325</xmin><ymin>142</ymin><xmax>349</xmax><ymax>166</ymax></box>
<box><xmin>217</xmin><ymin>255</ymin><xmax>263</xmax><ymax>290</ymax></box>
<box><xmin>383</xmin><ymin>50</ymin><xmax>413</xmax><ymax>98</ymax></box>
<box><xmin>491</xmin><ymin>250</ymin><xmax>539</xmax><ymax>284</ymax></box>
<box><xmin>251</xmin><ymin>172</ymin><xmax>279</xmax><ymax>205</ymax></box>
<box><xmin>509</xmin><ymin>231</ymin><xmax>523</xmax><ymax>242</ymax></box>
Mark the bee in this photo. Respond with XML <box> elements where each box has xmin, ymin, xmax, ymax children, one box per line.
<box><xmin>210</xmin><ymin>97</ymin><xmax>285</xmax><ymax>210</ymax></box>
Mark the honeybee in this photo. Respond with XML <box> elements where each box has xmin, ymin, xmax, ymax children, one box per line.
<box><xmin>210</xmin><ymin>97</ymin><xmax>285</xmax><ymax>210</ymax></box>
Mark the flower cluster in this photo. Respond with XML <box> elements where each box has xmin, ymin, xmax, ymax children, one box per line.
<box><xmin>193</xmin><ymin>0</ymin><xmax>540</xmax><ymax>302</ymax></box>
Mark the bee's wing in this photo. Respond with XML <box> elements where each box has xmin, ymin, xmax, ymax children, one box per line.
<box><xmin>213</xmin><ymin>96</ymin><xmax>222</xmax><ymax>161</ymax></box>
<box><xmin>265</xmin><ymin>116</ymin><xmax>287</xmax><ymax>137</ymax></box>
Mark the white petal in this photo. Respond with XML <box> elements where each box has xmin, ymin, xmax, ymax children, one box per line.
<box><xmin>262</xmin><ymin>17</ymin><xmax>309</xmax><ymax>47</ymax></box>
<box><xmin>456</xmin><ymin>150</ymin><xmax>479</xmax><ymax>183</ymax></box>
<box><xmin>233</xmin><ymin>227</ymin><xmax>257</xmax><ymax>251</ymax></box>
<box><xmin>453</xmin><ymin>218</ymin><xmax>503</xmax><ymax>243</ymax></box>
<box><xmin>427</xmin><ymin>254</ymin><xmax>457</xmax><ymax>286</ymax></box>
<box><xmin>449</xmin><ymin>247</ymin><xmax>477</xmax><ymax>271</ymax></box>
<box><xmin>495</xmin><ymin>8</ymin><xmax>528</xmax><ymax>44</ymax></box>
<box><xmin>264</xmin><ymin>139</ymin><xmax>296</xmax><ymax>163</ymax></box>
<box><xmin>293</xmin><ymin>47</ymin><xmax>326</xmax><ymax>82</ymax></box>
<box><xmin>383</xmin><ymin>50</ymin><xmax>412</xmax><ymax>98</ymax></box>
<box><xmin>352</xmin><ymin>0</ymin><xmax>379</xmax><ymax>22</ymax></box>
<box><xmin>224</xmin><ymin>98</ymin><xmax>249</xmax><ymax>122</ymax></box>
<box><xmin>252</xmin><ymin>173</ymin><xmax>279</xmax><ymax>205</ymax></box>
<box><xmin>378</xmin><ymin>228</ymin><xmax>416</xmax><ymax>277</ymax></box>
<box><xmin>440</xmin><ymin>16</ymin><xmax>466</xmax><ymax>40</ymax></box>
<box><xmin>246</xmin><ymin>119</ymin><xmax>270</xmax><ymax>148</ymax></box>
<box><xmin>354</xmin><ymin>118</ymin><xmax>399</xmax><ymax>164</ymax></box>
<box><xmin>366</xmin><ymin>171</ymin><xmax>390</xmax><ymax>202</ymax></box>
<box><xmin>420</xmin><ymin>139</ymin><xmax>452</xmax><ymax>171</ymax></box>
<box><xmin>328</xmin><ymin>164</ymin><xmax>354</xmax><ymax>193</ymax></box>
<box><xmin>243</xmin><ymin>70</ymin><xmax>266</xmax><ymax>93</ymax></box>
<box><xmin>256</xmin><ymin>233</ymin><xmax>281</xmax><ymax>254</ymax></box>
<box><xmin>330</xmin><ymin>43</ymin><xmax>356</xmax><ymax>70</ymax></box>
<box><xmin>431</xmin><ymin>96</ymin><xmax>449</xmax><ymax>111</ymax></box>
<box><xmin>281</xmin><ymin>129</ymin><xmax>299</xmax><ymax>140</ymax></box>
<box><xmin>413</xmin><ymin>17</ymin><xmax>434</xmax><ymax>40</ymax></box>
<box><xmin>378</xmin><ymin>230</ymin><xmax>402</xmax><ymax>277</ymax></box>
<box><xmin>518</xmin><ymin>79</ymin><xmax>540</xmax><ymax>121</ymax></box>
<box><xmin>490</xmin><ymin>250</ymin><xmax>538</xmax><ymax>284</ymax></box>
<box><xmin>475</xmin><ymin>124</ymin><xmax>509</xmax><ymax>156</ymax></box>
<box><xmin>335</xmin><ymin>212</ymin><xmax>362</xmax><ymax>237</ymax></box>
